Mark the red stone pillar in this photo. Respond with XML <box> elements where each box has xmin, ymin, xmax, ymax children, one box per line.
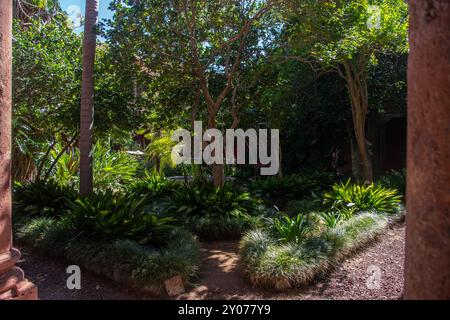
<box><xmin>0</xmin><ymin>0</ymin><xmax>37</xmax><ymax>300</ymax></box>
<box><xmin>404</xmin><ymin>0</ymin><xmax>450</xmax><ymax>299</ymax></box>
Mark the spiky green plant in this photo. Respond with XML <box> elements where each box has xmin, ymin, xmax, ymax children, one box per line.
<box><xmin>249</xmin><ymin>172</ymin><xmax>333</xmax><ymax>202</ymax></box>
<box><xmin>48</xmin><ymin>142</ymin><xmax>140</xmax><ymax>191</ymax></box>
<box><xmin>13</xmin><ymin>180</ymin><xmax>77</xmax><ymax>217</ymax></box>
<box><xmin>67</xmin><ymin>190</ymin><xmax>176</xmax><ymax>246</ymax></box>
<box><xmin>323</xmin><ymin>179</ymin><xmax>401</xmax><ymax>214</ymax></box>
<box><xmin>170</xmin><ymin>181</ymin><xmax>263</xmax><ymax>219</ymax></box>
<box><xmin>167</xmin><ymin>181</ymin><xmax>266</xmax><ymax>239</ymax></box>
<box><xmin>266</xmin><ymin>213</ymin><xmax>313</xmax><ymax>243</ymax></box>
<box><xmin>127</xmin><ymin>169</ymin><xmax>175</xmax><ymax>199</ymax></box>
<box><xmin>321</xmin><ymin>212</ymin><xmax>341</xmax><ymax>229</ymax></box>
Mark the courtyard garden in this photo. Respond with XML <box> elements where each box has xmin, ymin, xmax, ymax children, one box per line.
<box><xmin>2</xmin><ymin>0</ymin><xmax>449</xmax><ymax>302</ymax></box>
<box><xmin>12</xmin><ymin>153</ymin><xmax>407</xmax><ymax>296</ymax></box>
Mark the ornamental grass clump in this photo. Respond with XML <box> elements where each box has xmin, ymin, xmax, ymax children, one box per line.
<box><xmin>240</xmin><ymin>211</ymin><xmax>393</xmax><ymax>290</ymax></box>
<box><xmin>17</xmin><ymin>217</ymin><xmax>200</xmax><ymax>295</ymax></box>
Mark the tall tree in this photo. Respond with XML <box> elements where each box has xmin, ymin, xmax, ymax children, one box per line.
<box><xmin>179</xmin><ymin>0</ymin><xmax>276</xmax><ymax>186</ymax></box>
<box><xmin>13</xmin><ymin>0</ymin><xmax>61</xmax><ymax>23</ymax></box>
<box><xmin>12</xmin><ymin>16</ymin><xmax>82</xmax><ymax>181</ymax></box>
<box><xmin>404</xmin><ymin>0</ymin><xmax>450</xmax><ymax>299</ymax></box>
<box><xmin>12</xmin><ymin>16</ymin><xmax>137</xmax><ymax>183</ymax></box>
<box><xmin>283</xmin><ymin>0</ymin><xmax>408</xmax><ymax>181</ymax></box>
<box><xmin>107</xmin><ymin>0</ymin><xmax>276</xmax><ymax>187</ymax></box>
<box><xmin>79</xmin><ymin>0</ymin><xmax>99</xmax><ymax>195</ymax></box>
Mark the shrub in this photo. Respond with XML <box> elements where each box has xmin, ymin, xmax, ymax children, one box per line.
<box><xmin>47</xmin><ymin>145</ymin><xmax>79</xmax><ymax>187</ymax></box>
<box><xmin>286</xmin><ymin>196</ymin><xmax>323</xmax><ymax>214</ymax></box>
<box><xmin>170</xmin><ymin>181</ymin><xmax>264</xmax><ymax>218</ymax></box>
<box><xmin>143</xmin><ymin>130</ymin><xmax>177</xmax><ymax>173</ymax></box>
<box><xmin>249</xmin><ymin>174</ymin><xmax>317</xmax><ymax>200</ymax></box>
<box><xmin>13</xmin><ymin>179</ymin><xmax>77</xmax><ymax>217</ymax></box>
<box><xmin>249</xmin><ymin>172</ymin><xmax>335</xmax><ymax>208</ymax></box>
<box><xmin>127</xmin><ymin>169</ymin><xmax>175</xmax><ymax>199</ymax></box>
<box><xmin>92</xmin><ymin>143</ymin><xmax>141</xmax><ymax>190</ymax></box>
<box><xmin>168</xmin><ymin>181</ymin><xmax>267</xmax><ymax>239</ymax></box>
<box><xmin>17</xmin><ymin>217</ymin><xmax>200</xmax><ymax>295</ymax></box>
<box><xmin>49</xmin><ymin>142</ymin><xmax>141</xmax><ymax>190</ymax></box>
<box><xmin>323</xmin><ymin>179</ymin><xmax>401</xmax><ymax>214</ymax></box>
<box><xmin>378</xmin><ymin>169</ymin><xmax>406</xmax><ymax>196</ymax></box>
<box><xmin>67</xmin><ymin>190</ymin><xmax>176</xmax><ymax>246</ymax></box>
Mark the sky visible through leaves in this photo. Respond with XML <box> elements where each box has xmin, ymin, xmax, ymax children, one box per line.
<box><xmin>59</xmin><ymin>0</ymin><xmax>114</xmax><ymax>32</ymax></box>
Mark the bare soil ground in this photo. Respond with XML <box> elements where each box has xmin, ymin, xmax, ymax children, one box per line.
<box><xmin>17</xmin><ymin>223</ymin><xmax>405</xmax><ymax>300</ymax></box>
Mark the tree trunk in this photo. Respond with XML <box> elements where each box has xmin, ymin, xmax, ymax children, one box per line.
<box><xmin>343</xmin><ymin>61</ymin><xmax>373</xmax><ymax>182</ymax></box>
<box><xmin>79</xmin><ymin>0</ymin><xmax>98</xmax><ymax>196</ymax></box>
<box><xmin>356</xmin><ymin>131</ymin><xmax>372</xmax><ymax>182</ymax></box>
<box><xmin>277</xmin><ymin>144</ymin><xmax>283</xmax><ymax>177</ymax></box>
<box><xmin>347</xmin><ymin>121</ymin><xmax>361</xmax><ymax>179</ymax></box>
<box><xmin>404</xmin><ymin>0</ymin><xmax>450</xmax><ymax>300</ymax></box>
<box><xmin>0</xmin><ymin>0</ymin><xmax>37</xmax><ymax>299</ymax></box>
<box><xmin>207</xmin><ymin>112</ymin><xmax>224</xmax><ymax>188</ymax></box>
<box><xmin>212</xmin><ymin>164</ymin><xmax>224</xmax><ymax>187</ymax></box>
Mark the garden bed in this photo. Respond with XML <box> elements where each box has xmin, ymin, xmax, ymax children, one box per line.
<box><xmin>16</xmin><ymin>217</ymin><xmax>200</xmax><ymax>295</ymax></box>
<box><xmin>13</xmin><ymin>168</ymin><xmax>405</xmax><ymax>295</ymax></box>
<box><xmin>239</xmin><ymin>211</ymin><xmax>404</xmax><ymax>291</ymax></box>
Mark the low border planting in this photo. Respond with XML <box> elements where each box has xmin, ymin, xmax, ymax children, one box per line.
<box><xmin>239</xmin><ymin>211</ymin><xmax>403</xmax><ymax>290</ymax></box>
<box><xmin>17</xmin><ymin>217</ymin><xmax>200</xmax><ymax>295</ymax></box>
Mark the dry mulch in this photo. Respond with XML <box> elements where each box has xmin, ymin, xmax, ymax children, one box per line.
<box><xmin>17</xmin><ymin>250</ymin><xmax>150</xmax><ymax>300</ymax></box>
<box><xmin>17</xmin><ymin>223</ymin><xmax>405</xmax><ymax>300</ymax></box>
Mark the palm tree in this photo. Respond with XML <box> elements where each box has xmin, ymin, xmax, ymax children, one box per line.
<box><xmin>79</xmin><ymin>0</ymin><xmax>99</xmax><ymax>196</ymax></box>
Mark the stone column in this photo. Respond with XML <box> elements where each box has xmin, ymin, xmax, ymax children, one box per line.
<box><xmin>404</xmin><ymin>0</ymin><xmax>450</xmax><ymax>299</ymax></box>
<box><xmin>0</xmin><ymin>0</ymin><xmax>37</xmax><ymax>300</ymax></box>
